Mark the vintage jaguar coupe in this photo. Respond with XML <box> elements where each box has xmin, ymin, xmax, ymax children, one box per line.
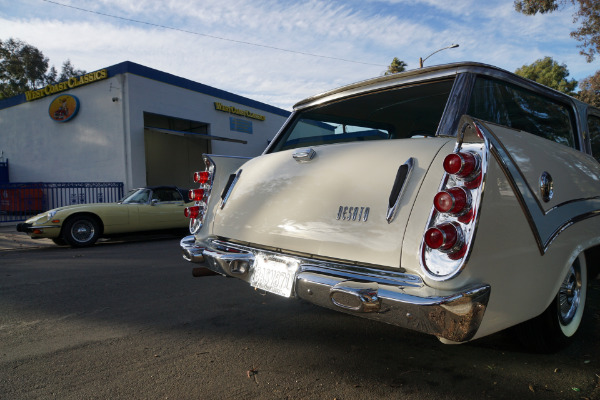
<box><xmin>17</xmin><ymin>186</ymin><xmax>192</xmax><ymax>247</ymax></box>
<box><xmin>180</xmin><ymin>62</ymin><xmax>600</xmax><ymax>351</ymax></box>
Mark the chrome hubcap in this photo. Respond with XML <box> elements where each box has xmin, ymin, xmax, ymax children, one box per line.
<box><xmin>558</xmin><ymin>259</ymin><xmax>581</xmax><ymax>325</ymax></box>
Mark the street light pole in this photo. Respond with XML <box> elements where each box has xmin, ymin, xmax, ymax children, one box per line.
<box><xmin>419</xmin><ymin>44</ymin><xmax>459</xmax><ymax>68</ymax></box>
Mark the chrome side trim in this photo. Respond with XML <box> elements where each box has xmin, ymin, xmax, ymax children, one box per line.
<box><xmin>189</xmin><ymin>239</ymin><xmax>490</xmax><ymax>342</ymax></box>
<box><xmin>478</xmin><ymin>121</ymin><xmax>600</xmax><ymax>253</ymax></box>
<box><xmin>20</xmin><ymin>225</ymin><xmax>60</xmax><ymax>230</ymax></box>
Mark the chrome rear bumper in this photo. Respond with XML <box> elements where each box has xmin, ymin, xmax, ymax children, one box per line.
<box><xmin>180</xmin><ymin>235</ymin><xmax>490</xmax><ymax>342</ymax></box>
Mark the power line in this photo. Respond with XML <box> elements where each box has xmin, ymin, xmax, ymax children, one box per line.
<box><xmin>42</xmin><ymin>0</ymin><xmax>386</xmax><ymax>67</ymax></box>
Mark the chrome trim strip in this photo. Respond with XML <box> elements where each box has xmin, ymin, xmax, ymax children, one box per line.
<box><xmin>24</xmin><ymin>225</ymin><xmax>60</xmax><ymax>230</ymax></box>
<box><xmin>386</xmin><ymin>157</ymin><xmax>414</xmax><ymax>224</ymax></box>
<box><xmin>476</xmin><ymin>121</ymin><xmax>600</xmax><ymax>253</ymax></box>
<box><xmin>186</xmin><ymin>238</ymin><xmax>490</xmax><ymax>342</ymax></box>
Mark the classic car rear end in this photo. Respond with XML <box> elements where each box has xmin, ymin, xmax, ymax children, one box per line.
<box><xmin>181</xmin><ymin>62</ymin><xmax>600</xmax><ymax>351</ymax></box>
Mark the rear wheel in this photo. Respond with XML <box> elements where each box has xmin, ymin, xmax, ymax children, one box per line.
<box><xmin>515</xmin><ymin>253</ymin><xmax>587</xmax><ymax>353</ymax></box>
<box><xmin>63</xmin><ymin>216</ymin><xmax>100</xmax><ymax>247</ymax></box>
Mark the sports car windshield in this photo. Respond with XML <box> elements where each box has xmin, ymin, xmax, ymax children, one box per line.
<box><xmin>269</xmin><ymin>78</ymin><xmax>454</xmax><ymax>152</ymax></box>
<box><xmin>120</xmin><ymin>188</ymin><xmax>151</xmax><ymax>204</ymax></box>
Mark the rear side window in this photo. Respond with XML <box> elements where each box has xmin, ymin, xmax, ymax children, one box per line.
<box><xmin>588</xmin><ymin>114</ymin><xmax>600</xmax><ymax>162</ymax></box>
<box><xmin>269</xmin><ymin>79</ymin><xmax>455</xmax><ymax>152</ymax></box>
<box><xmin>468</xmin><ymin>77</ymin><xmax>576</xmax><ymax>148</ymax></box>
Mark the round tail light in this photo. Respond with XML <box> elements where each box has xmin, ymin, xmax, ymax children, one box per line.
<box><xmin>184</xmin><ymin>206</ymin><xmax>201</xmax><ymax>219</ymax></box>
<box><xmin>194</xmin><ymin>171</ymin><xmax>210</xmax><ymax>184</ymax></box>
<box><xmin>188</xmin><ymin>189</ymin><xmax>205</xmax><ymax>202</ymax></box>
<box><xmin>433</xmin><ymin>187</ymin><xmax>469</xmax><ymax>215</ymax></box>
<box><xmin>443</xmin><ymin>152</ymin><xmax>478</xmax><ymax>178</ymax></box>
<box><xmin>424</xmin><ymin>222</ymin><xmax>461</xmax><ymax>251</ymax></box>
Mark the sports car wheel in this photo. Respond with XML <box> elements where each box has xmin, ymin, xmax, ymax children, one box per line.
<box><xmin>63</xmin><ymin>216</ymin><xmax>100</xmax><ymax>247</ymax></box>
<box><xmin>515</xmin><ymin>253</ymin><xmax>588</xmax><ymax>353</ymax></box>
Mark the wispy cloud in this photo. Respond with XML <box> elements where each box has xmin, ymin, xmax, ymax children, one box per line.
<box><xmin>0</xmin><ymin>0</ymin><xmax>597</xmax><ymax>110</ymax></box>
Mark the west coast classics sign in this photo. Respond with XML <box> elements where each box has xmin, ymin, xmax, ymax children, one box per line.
<box><xmin>25</xmin><ymin>69</ymin><xmax>108</xmax><ymax>102</ymax></box>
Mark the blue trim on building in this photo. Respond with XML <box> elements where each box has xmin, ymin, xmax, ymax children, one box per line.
<box><xmin>0</xmin><ymin>93</ymin><xmax>26</xmax><ymax>109</ymax></box>
<box><xmin>0</xmin><ymin>61</ymin><xmax>291</xmax><ymax>118</ymax></box>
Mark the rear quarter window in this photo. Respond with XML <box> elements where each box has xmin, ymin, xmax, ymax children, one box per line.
<box><xmin>468</xmin><ymin>77</ymin><xmax>577</xmax><ymax>148</ymax></box>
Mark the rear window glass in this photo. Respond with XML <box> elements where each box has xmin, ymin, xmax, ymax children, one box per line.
<box><xmin>468</xmin><ymin>77</ymin><xmax>576</xmax><ymax>148</ymax></box>
<box><xmin>269</xmin><ymin>79</ymin><xmax>455</xmax><ymax>152</ymax></box>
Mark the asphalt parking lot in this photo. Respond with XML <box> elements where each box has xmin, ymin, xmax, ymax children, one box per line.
<box><xmin>0</xmin><ymin>226</ymin><xmax>599</xmax><ymax>399</ymax></box>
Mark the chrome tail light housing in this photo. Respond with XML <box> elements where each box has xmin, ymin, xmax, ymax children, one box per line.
<box><xmin>185</xmin><ymin>156</ymin><xmax>215</xmax><ymax>234</ymax></box>
<box><xmin>420</xmin><ymin>119</ymin><xmax>489</xmax><ymax>280</ymax></box>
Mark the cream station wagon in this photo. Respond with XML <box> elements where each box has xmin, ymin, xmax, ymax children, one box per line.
<box><xmin>180</xmin><ymin>62</ymin><xmax>600</xmax><ymax>352</ymax></box>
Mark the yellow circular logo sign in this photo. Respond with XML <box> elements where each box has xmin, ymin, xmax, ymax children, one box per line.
<box><xmin>48</xmin><ymin>94</ymin><xmax>80</xmax><ymax>122</ymax></box>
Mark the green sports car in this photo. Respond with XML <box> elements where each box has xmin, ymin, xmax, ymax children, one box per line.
<box><xmin>16</xmin><ymin>186</ymin><xmax>192</xmax><ymax>247</ymax></box>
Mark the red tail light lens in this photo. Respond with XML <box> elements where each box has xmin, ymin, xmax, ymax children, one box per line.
<box><xmin>433</xmin><ymin>187</ymin><xmax>468</xmax><ymax>214</ymax></box>
<box><xmin>443</xmin><ymin>152</ymin><xmax>478</xmax><ymax>178</ymax></box>
<box><xmin>194</xmin><ymin>171</ymin><xmax>210</xmax><ymax>184</ymax></box>
<box><xmin>188</xmin><ymin>189</ymin><xmax>205</xmax><ymax>202</ymax></box>
<box><xmin>424</xmin><ymin>223</ymin><xmax>460</xmax><ymax>251</ymax></box>
<box><xmin>184</xmin><ymin>206</ymin><xmax>201</xmax><ymax>219</ymax></box>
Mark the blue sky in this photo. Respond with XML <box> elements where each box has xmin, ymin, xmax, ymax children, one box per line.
<box><xmin>0</xmin><ymin>0</ymin><xmax>597</xmax><ymax>110</ymax></box>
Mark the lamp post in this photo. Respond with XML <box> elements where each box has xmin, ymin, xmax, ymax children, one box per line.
<box><xmin>419</xmin><ymin>44</ymin><xmax>459</xmax><ymax>68</ymax></box>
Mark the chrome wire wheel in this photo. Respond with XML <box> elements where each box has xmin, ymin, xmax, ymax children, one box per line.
<box><xmin>71</xmin><ymin>220</ymin><xmax>95</xmax><ymax>243</ymax></box>
<box><xmin>64</xmin><ymin>216</ymin><xmax>100</xmax><ymax>247</ymax></box>
<box><xmin>557</xmin><ymin>255</ymin><xmax>587</xmax><ymax>337</ymax></box>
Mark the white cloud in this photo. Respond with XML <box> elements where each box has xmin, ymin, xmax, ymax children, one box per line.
<box><xmin>0</xmin><ymin>0</ymin><xmax>598</xmax><ymax>109</ymax></box>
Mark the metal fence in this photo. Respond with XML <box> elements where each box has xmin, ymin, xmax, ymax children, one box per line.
<box><xmin>0</xmin><ymin>182</ymin><xmax>124</xmax><ymax>223</ymax></box>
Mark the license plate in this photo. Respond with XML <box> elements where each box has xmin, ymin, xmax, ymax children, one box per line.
<box><xmin>250</xmin><ymin>255</ymin><xmax>299</xmax><ymax>298</ymax></box>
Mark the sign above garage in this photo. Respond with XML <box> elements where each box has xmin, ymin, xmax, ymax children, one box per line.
<box><xmin>214</xmin><ymin>102</ymin><xmax>266</xmax><ymax>121</ymax></box>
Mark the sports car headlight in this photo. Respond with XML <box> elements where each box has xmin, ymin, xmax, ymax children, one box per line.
<box><xmin>39</xmin><ymin>210</ymin><xmax>58</xmax><ymax>223</ymax></box>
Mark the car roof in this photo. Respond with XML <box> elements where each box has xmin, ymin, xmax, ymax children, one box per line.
<box><xmin>292</xmin><ymin>61</ymin><xmax>597</xmax><ymax>113</ymax></box>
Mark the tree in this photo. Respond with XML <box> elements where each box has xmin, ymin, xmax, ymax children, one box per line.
<box><xmin>384</xmin><ymin>58</ymin><xmax>407</xmax><ymax>75</ymax></box>
<box><xmin>515</xmin><ymin>56</ymin><xmax>578</xmax><ymax>95</ymax></box>
<box><xmin>0</xmin><ymin>38</ymin><xmax>86</xmax><ymax>99</ymax></box>
<box><xmin>45</xmin><ymin>59</ymin><xmax>87</xmax><ymax>85</ymax></box>
<box><xmin>0</xmin><ymin>38</ymin><xmax>49</xmax><ymax>99</ymax></box>
<box><xmin>577</xmin><ymin>70</ymin><xmax>600</xmax><ymax>106</ymax></box>
<box><xmin>514</xmin><ymin>0</ymin><xmax>600</xmax><ymax>62</ymax></box>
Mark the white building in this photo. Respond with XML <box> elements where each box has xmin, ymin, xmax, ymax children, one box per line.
<box><xmin>0</xmin><ymin>61</ymin><xmax>290</xmax><ymax>190</ymax></box>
